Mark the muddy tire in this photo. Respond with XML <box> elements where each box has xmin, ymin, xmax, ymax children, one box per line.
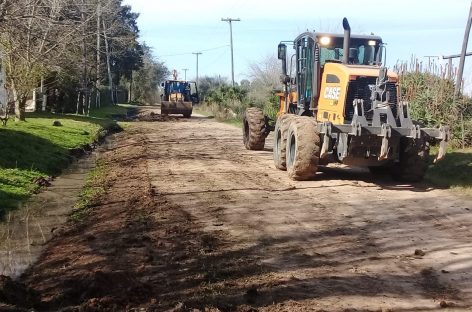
<box><xmin>183</xmin><ymin>112</ymin><xmax>192</xmax><ymax>118</ymax></box>
<box><xmin>391</xmin><ymin>137</ymin><xmax>430</xmax><ymax>182</ymax></box>
<box><xmin>286</xmin><ymin>117</ymin><xmax>320</xmax><ymax>180</ymax></box>
<box><xmin>273</xmin><ymin>114</ymin><xmax>295</xmax><ymax>170</ymax></box>
<box><xmin>243</xmin><ymin>107</ymin><xmax>266</xmax><ymax>150</ymax></box>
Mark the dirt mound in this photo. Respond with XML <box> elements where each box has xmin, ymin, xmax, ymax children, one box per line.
<box><xmin>0</xmin><ymin>275</ymin><xmax>39</xmax><ymax>310</ymax></box>
<box><xmin>48</xmin><ymin>270</ymin><xmax>153</xmax><ymax>310</ymax></box>
<box><xmin>135</xmin><ymin>111</ymin><xmax>179</xmax><ymax>122</ymax></box>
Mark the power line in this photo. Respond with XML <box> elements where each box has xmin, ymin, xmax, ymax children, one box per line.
<box><xmin>203</xmin><ymin>49</ymin><xmax>229</xmax><ymax>69</ymax></box>
<box><xmin>159</xmin><ymin>45</ymin><xmax>229</xmax><ymax>58</ymax></box>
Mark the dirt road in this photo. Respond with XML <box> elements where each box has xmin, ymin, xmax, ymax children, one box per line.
<box><xmin>10</xmin><ymin>108</ymin><xmax>472</xmax><ymax>311</ymax></box>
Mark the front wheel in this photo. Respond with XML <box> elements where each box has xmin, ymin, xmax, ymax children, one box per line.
<box><xmin>286</xmin><ymin>117</ymin><xmax>320</xmax><ymax>180</ymax></box>
<box><xmin>243</xmin><ymin>107</ymin><xmax>266</xmax><ymax>150</ymax></box>
<box><xmin>273</xmin><ymin>114</ymin><xmax>295</xmax><ymax>170</ymax></box>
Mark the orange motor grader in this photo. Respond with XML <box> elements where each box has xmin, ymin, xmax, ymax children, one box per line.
<box><xmin>243</xmin><ymin>18</ymin><xmax>449</xmax><ymax>181</ymax></box>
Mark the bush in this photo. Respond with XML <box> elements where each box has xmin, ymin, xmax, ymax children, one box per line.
<box><xmin>199</xmin><ymin>84</ymin><xmax>280</xmax><ymax>122</ymax></box>
<box><xmin>198</xmin><ymin>56</ymin><xmax>282</xmax><ymax>122</ymax></box>
<box><xmin>395</xmin><ymin>59</ymin><xmax>472</xmax><ymax>148</ymax></box>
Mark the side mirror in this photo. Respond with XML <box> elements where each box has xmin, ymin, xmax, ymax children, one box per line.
<box><xmin>379</xmin><ymin>67</ymin><xmax>388</xmax><ymax>82</ymax></box>
<box><xmin>278</xmin><ymin>43</ymin><xmax>288</xmax><ymax>77</ymax></box>
<box><xmin>278</xmin><ymin>43</ymin><xmax>287</xmax><ymax>60</ymax></box>
<box><xmin>160</xmin><ymin>82</ymin><xmax>165</xmax><ymax>88</ymax></box>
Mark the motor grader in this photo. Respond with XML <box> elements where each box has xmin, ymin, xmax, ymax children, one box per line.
<box><xmin>243</xmin><ymin>18</ymin><xmax>449</xmax><ymax>181</ymax></box>
<box><xmin>160</xmin><ymin>71</ymin><xmax>199</xmax><ymax>118</ymax></box>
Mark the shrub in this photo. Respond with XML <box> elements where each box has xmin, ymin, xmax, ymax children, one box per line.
<box><xmin>395</xmin><ymin>59</ymin><xmax>472</xmax><ymax>148</ymax></box>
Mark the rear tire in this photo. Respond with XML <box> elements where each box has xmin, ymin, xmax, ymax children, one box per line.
<box><xmin>286</xmin><ymin>117</ymin><xmax>320</xmax><ymax>180</ymax></box>
<box><xmin>391</xmin><ymin>137</ymin><xmax>430</xmax><ymax>182</ymax></box>
<box><xmin>183</xmin><ymin>112</ymin><xmax>192</xmax><ymax>118</ymax></box>
<box><xmin>273</xmin><ymin>114</ymin><xmax>295</xmax><ymax>170</ymax></box>
<box><xmin>243</xmin><ymin>107</ymin><xmax>266</xmax><ymax>150</ymax></box>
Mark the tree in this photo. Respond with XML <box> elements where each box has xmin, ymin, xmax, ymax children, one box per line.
<box><xmin>0</xmin><ymin>0</ymin><xmax>146</xmax><ymax>119</ymax></box>
<box><xmin>240</xmin><ymin>79</ymin><xmax>250</xmax><ymax>89</ymax></box>
<box><xmin>0</xmin><ymin>0</ymin><xmax>74</xmax><ymax>120</ymax></box>
<box><xmin>246</xmin><ymin>55</ymin><xmax>281</xmax><ymax>117</ymax></box>
<box><xmin>101</xmin><ymin>1</ymin><xmax>143</xmax><ymax>104</ymax></box>
<box><xmin>198</xmin><ymin>76</ymin><xmax>228</xmax><ymax>101</ymax></box>
<box><xmin>128</xmin><ymin>44</ymin><xmax>169</xmax><ymax>104</ymax></box>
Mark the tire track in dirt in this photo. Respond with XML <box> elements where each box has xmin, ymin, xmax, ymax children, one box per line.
<box><xmin>8</xmin><ymin>109</ymin><xmax>472</xmax><ymax>312</ymax></box>
<box><xmin>143</xmin><ymin>113</ymin><xmax>472</xmax><ymax>311</ymax></box>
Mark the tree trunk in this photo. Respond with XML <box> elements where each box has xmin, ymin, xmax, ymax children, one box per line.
<box><xmin>12</xmin><ymin>85</ymin><xmax>25</xmax><ymax>121</ymax></box>
<box><xmin>128</xmin><ymin>71</ymin><xmax>133</xmax><ymax>103</ymax></box>
<box><xmin>81</xmin><ymin>0</ymin><xmax>87</xmax><ymax>114</ymax></box>
<box><xmin>14</xmin><ymin>99</ymin><xmax>26</xmax><ymax>121</ymax></box>
<box><xmin>96</xmin><ymin>1</ymin><xmax>101</xmax><ymax>108</ymax></box>
<box><xmin>76</xmin><ymin>91</ymin><xmax>81</xmax><ymax>115</ymax></box>
<box><xmin>87</xmin><ymin>91</ymin><xmax>92</xmax><ymax>116</ymax></box>
<box><xmin>103</xmin><ymin>20</ymin><xmax>114</xmax><ymax>105</ymax></box>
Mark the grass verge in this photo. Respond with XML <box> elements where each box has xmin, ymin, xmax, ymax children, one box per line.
<box><xmin>426</xmin><ymin>148</ymin><xmax>472</xmax><ymax>195</ymax></box>
<box><xmin>0</xmin><ymin>105</ymin><xmax>128</xmax><ymax>215</ymax></box>
<box><xmin>70</xmin><ymin>159</ymin><xmax>108</xmax><ymax>222</ymax></box>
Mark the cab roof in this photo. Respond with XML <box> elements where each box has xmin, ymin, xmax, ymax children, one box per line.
<box><xmin>293</xmin><ymin>32</ymin><xmax>382</xmax><ymax>45</ymax></box>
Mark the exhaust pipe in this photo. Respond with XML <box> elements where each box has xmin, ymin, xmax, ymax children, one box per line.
<box><xmin>342</xmin><ymin>17</ymin><xmax>351</xmax><ymax>64</ymax></box>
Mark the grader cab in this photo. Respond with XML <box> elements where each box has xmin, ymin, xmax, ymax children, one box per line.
<box><xmin>243</xmin><ymin>18</ymin><xmax>450</xmax><ymax>181</ymax></box>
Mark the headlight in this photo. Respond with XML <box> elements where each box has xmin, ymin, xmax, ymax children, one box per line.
<box><xmin>320</xmin><ymin>36</ymin><xmax>331</xmax><ymax>46</ymax></box>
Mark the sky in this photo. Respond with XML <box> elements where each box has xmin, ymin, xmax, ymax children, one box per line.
<box><xmin>123</xmin><ymin>0</ymin><xmax>472</xmax><ymax>92</ymax></box>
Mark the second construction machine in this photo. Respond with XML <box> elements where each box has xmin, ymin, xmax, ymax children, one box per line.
<box><xmin>243</xmin><ymin>18</ymin><xmax>450</xmax><ymax>181</ymax></box>
<box><xmin>160</xmin><ymin>71</ymin><xmax>199</xmax><ymax>118</ymax></box>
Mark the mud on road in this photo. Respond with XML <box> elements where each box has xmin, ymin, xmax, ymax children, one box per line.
<box><xmin>7</xmin><ymin>108</ymin><xmax>472</xmax><ymax>311</ymax></box>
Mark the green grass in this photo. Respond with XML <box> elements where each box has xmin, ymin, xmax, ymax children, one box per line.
<box><xmin>0</xmin><ymin>105</ymin><xmax>129</xmax><ymax>214</ymax></box>
<box><xmin>0</xmin><ymin>169</ymin><xmax>43</xmax><ymax>207</ymax></box>
<box><xmin>70</xmin><ymin>159</ymin><xmax>108</xmax><ymax>222</ymax></box>
<box><xmin>426</xmin><ymin>148</ymin><xmax>472</xmax><ymax>195</ymax></box>
<box><xmin>88</xmin><ymin>104</ymin><xmax>132</xmax><ymax>119</ymax></box>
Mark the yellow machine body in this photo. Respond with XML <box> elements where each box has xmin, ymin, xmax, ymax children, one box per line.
<box><xmin>277</xmin><ymin>64</ymin><xmax>398</xmax><ymax>125</ymax></box>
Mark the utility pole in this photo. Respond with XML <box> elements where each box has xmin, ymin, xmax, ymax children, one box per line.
<box><xmin>221</xmin><ymin>17</ymin><xmax>240</xmax><ymax>87</ymax></box>
<box><xmin>192</xmin><ymin>52</ymin><xmax>202</xmax><ymax>88</ymax></box>
<box><xmin>456</xmin><ymin>1</ymin><xmax>472</xmax><ymax>96</ymax></box>
<box><xmin>182</xmin><ymin>68</ymin><xmax>189</xmax><ymax>81</ymax></box>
